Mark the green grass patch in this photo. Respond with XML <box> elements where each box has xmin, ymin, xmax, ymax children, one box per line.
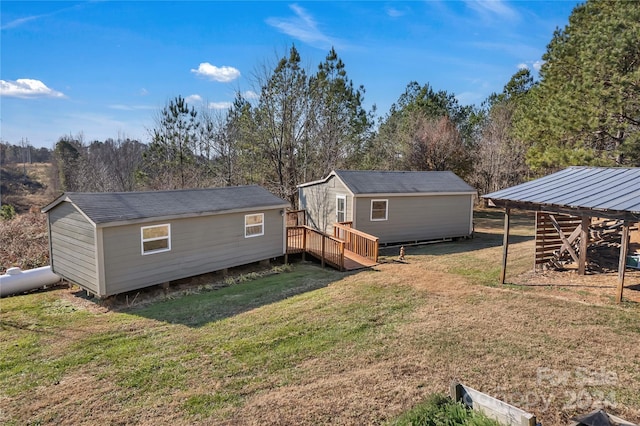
<box><xmin>388</xmin><ymin>393</ymin><xmax>503</xmax><ymax>426</ymax></box>
<box><xmin>448</xmin><ymin>263</ymin><xmax>502</xmax><ymax>287</ymax></box>
<box><xmin>0</xmin><ymin>293</ymin><xmax>94</xmax><ymax>396</ymax></box>
<box><xmin>183</xmin><ymin>392</ymin><xmax>241</xmax><ymax>417</ymax></box>
<box><xmin>132</xmin><ymin>264</ymin><xmax>341</xmax><ymax>326</ymax></box>
<box><xmin>1</xmin><ymin>263</ymin><xmax>423</xmax><ymax>421</ymax></box>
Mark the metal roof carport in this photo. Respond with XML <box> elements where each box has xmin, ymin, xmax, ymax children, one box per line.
<box><xmin>483</xmin><ymin>167</ymin><xmax>640</xmax><ymax>303</ymax></box>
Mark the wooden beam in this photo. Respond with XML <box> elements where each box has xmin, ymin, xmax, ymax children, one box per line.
<box><xmin>617</xmin><ymin>221</ymin><xmax>629</xmax><ymax>304</ymax></box>
<box><xmin>486</xmin><ymin>198</ymin><xmax>640</xmax><ymax>222</ymax></box>
<box><xmin>302</xmin><ymin>228</ymin><xmax>307</xmax><ymax>261</ymax></box>
<box><xmin>534</xmin><ymin>212</ymin><xmax>540</xmax><ymax>272</ymax></box>
<box><xmin>500</xmin><ymin>208</ymin><xmax>510</xmax><ymax>285</ymax></box>
<box><xmin>578</xmin><ymin>216</ymin><xmax>590</xmax><ymax>275</ymax></box>
<box><xmin>548</xmin><ymin>214</ymin><xmax>581</xmax><ymax>263</ymax></box>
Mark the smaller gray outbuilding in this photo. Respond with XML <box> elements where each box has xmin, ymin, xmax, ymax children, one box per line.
<box><xmin>298</xmin><ymin>170</ymin><xmax>476</xmax><ymax>244</ymax></box>
<box><xmin>42</xmin><ymin>185</ymin><xmax>290</xmax><ymax>297</ymax></box>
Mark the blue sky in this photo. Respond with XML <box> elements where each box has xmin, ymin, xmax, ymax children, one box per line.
<box><xmin>1</xmin><ymin>1</ymin><xmax>579</xmax><ymax>149</ymax></box>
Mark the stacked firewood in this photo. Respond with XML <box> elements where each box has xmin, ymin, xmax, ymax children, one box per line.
<box><xmin>547</xmin><ymin>219</ymin><xmax>628</xmax><ymax>272</ymax></box>
<box><xmin>586</xmin><ymin>220</ymin><xmax>624</xmax><ymax>272</ymax></box>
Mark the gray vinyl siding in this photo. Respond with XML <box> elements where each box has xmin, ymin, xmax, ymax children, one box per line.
<box><xmin>48</xmin><ymin>202</ymin><xmax>98</xmax><ymax>292</ymax></box>
<box><xmin>354</xmin><ymin>195</ymin><xmax>473</xmax><ymax>244</ymax></box>
<box><xmin>100</xmin><ymin>209</ymin><xmax>284</xmax><ymax>295</ymax></box>
<box><xmin>299</xmin><ymin>176</ymin><xmax>352</xmax><ymax>234</ymax></box>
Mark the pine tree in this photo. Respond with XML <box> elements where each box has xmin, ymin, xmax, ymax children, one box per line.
<box><xmin>515</xmin><ymin>0</ymin><xmax>640</xmax><ymax>170</ymax></box>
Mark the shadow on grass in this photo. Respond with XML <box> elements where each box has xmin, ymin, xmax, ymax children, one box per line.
<box><xmin>379</xmin><ymin>231</ymin><xmax>533</xmax><ymax>259</ymax></box>
<box><xmin>512</xmin><ymin>281</ymin><xmax>640</xmax><ymax>293</ymax></box>
<box><xmin>473</xmin><ymin>208</ymin><xmax>535</xmax><ymax>230</ymax></box>
<box><xmin>377</xmin><ymin>208</ymin><xmax>535</xmax><ymax>260</ymax></box>
<box><xmin>123</xmin><ymin>263</ymin><xmax>345</xmax><ymax>328</ymax></box>
<box><xmin>509</xmin><ymin>282</ymin><xmax>619</xmax><ymax>289</ymax></box>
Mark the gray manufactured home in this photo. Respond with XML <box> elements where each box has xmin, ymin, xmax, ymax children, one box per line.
<box><xmin>298</xmin><ymin>170</ymin><xmax>476</xmax><ymax>244</ymax></box>
<box><xmin>42</xmin><ymin>186</ymin><xmax>290</xmax><ymax>297</ymax></box>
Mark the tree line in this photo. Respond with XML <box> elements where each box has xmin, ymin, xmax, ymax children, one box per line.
<box><xmin>12</xmin><ymin>0</ymin><xmax>640</xmax><ymax>203</ymax></box>
<box><xmin>0</xmin><ymin>141</ymin><xmax>52</xmax><ymax>165</ymax></box>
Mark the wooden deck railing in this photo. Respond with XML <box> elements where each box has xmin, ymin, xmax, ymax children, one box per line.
<box><xmin>287</xmin><ymin>226</ymin><xmax>345</xmax><ymax>271</ymax></box>
<box><xmin>286</xmin><ymin>226</ymin><xmax>306</xmax><ymax>255</ymax></box>
<box><xmin>286</xmin><ymin>209</ymin><xmax>307</xmax><ymax>227</ymax></box>
<box><xmin>333</xmin><ymin>223</ymin><xmax>379</xmax><ymax>263</ymax></box>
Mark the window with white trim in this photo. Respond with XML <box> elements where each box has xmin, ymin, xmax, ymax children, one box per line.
<box><xmin>336</xmin><ymin>195</ymin><xmax>346</xmax><ymax>223</ymax></box>
<box><xmin>370</xmin><ymin>199</ymin><xmax>388</xmax><ymax>221</ymax></box>
<box><xmin>141</xmin><ymin>224</ymin><xmax>171</xmax><ymax>255</ymax></box>
<box><xmin>245</xmin><ymin>213</ymin><xmax>264</xmax><ymax>237</ymax></box>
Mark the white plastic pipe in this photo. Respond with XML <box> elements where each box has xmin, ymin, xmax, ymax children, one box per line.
<box><xmin>0</xmin><ymin>266</ymin><xmax>61</xmax><ymax>297</ymax></box>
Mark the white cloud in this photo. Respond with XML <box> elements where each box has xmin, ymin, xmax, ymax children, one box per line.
<box><xmin>191</xmin><ymin>63</ymin><xmax>240</xmax><ymax>82</ymax></box>
<box><xmin>1</xmin><ymin>15</ymin><xmax>43</xmax><ymax>30</ymax></box>
<box><xmin>208</xmin><ymin>102</ymin><xmax>232</xmax><ymax>110</ymax></box>
<box><xmin>465</xmin><ymin>0</ymin><xmax>519</xmax><ymax>21</ymax></box>
<box><xmin>243</xmin><ymin>90</ymin><xmax>259</xmax><ymax>100</ymax></box>
<box><xmin>386</xmin><ymin>6</ymin><xmax>407</xmax><ymax>18</ymax></box>
<box><xmin>139</xmin><ymin>88</ymin><xmax>149</xmax><ymax>96</ymax></box>
<box><xmin>456</xmin><ymin>91</ymin><xmax>485</xmax><ymax>106</ymax></box>
<box><xmin>1</xmin><ymin>3</ymin><xmax>94</xmax><ymax>30</ymax></box>
<box><xmin>266</xmin><ymin>4</ymin><xmax>335</xmax><ymax>49</ymax></box>
<box><xmin>0</xmin><ymin>79</ymin><xmax>65</xmax><ymax>99</ymax></box>
<box><xmin>516</xmin><ymin>60</ymin><xmax>544</xmax><ymax>72</ymax></box>
<box><xmin>185</xmin><ymin>94</ymin><xmax>203</xmax><ymax>105</ymax></box>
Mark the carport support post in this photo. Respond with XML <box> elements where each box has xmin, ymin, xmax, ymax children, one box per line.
<box><xmin>500</xmin><ymin>208</ymin><xmax>510</xmax><ymax>285</ymax></box>
<box><xmin>578</xmin><ymin>216</ymin><xmax>590</xmax><ymax>275</ymax></box>
<box><xmin>616</xmin><ymin>221</ymin><xmax>630</xmax><ymax>304</ymax></box>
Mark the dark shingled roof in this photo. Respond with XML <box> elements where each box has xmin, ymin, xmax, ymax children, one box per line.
<box><xmin>483</xmin><ymin>167</ymin><xmax>640</xmax><ymax>214</ymax></box>
<box><xmin>43</xmin><ymin>185</ymin><xmax>289</xmax><ymax>225</ymax></box>
<box><xmin>331</xmin><ymin>170</ymin><xmax>476</xmax><ymax>194</ymax></box>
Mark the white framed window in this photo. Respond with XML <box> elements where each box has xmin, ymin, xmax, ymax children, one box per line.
<box><xmin>141</xmin><ymin>224</ymin><xmax>171</xmax><ymax>255</ymax></box>
<box><xmin>370</xmin><ymin>199</ymin><xmax>388</xmax><ymax>221</ymax></box>
<box><xmin>245</xmin><ymin>213</ymin><xmax>264</xmax><ymax>238</ymax></box>
<box><xmin>336</xmin><ymin>195</ymin><xmax>346</xmax><ymax>223</ymax></box>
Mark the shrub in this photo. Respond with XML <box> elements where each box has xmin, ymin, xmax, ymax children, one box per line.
<box><xmin>388</xmin><ymin>393</ymin><xmax>503</xmax><ymax>426</ymax></box>
<box><xmin>0</xmin><ymin>204</ymin><xmax>16</xmax><ymax>220</ymax></box>
<box><xmin>0</xmin><ymin>212</ymin><xmax>49</xmax><ymax>273</ymax></box>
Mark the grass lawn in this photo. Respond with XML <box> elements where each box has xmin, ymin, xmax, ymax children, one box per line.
<box><xmin>2</xmin><ymin>209</ymin><xmax>640</xmax><ymax>425</ymax></box>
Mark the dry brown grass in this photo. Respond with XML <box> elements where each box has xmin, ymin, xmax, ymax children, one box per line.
<box><xmin>227</xmin><ymin>210</ymin><xmax>640</xmax><ymax>425</ymax></box>
<box><xmin>1</xmin><ymin>163</ymin><xmax>56</xmax><ymax>213</ymax></box>
<box><xmin>0</xmin><ymin>162</ymin><xmax>55</xmax><ymax>272</ymax></box>
<box><xmin>0</xmin><ymin>211</ymin><xmax>49</xmax><ymax>272</ymax></box>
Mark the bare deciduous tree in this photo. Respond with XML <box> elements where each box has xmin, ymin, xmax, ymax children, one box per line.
<box><xmin>472</xmin><ymin>102</ymin><xmax>528</xmax><ymax>194</ymax></box>
<box><xmin>405</xmin><ymin>114</ymin><xmax>472</xmax><ymax>176</ymax></box>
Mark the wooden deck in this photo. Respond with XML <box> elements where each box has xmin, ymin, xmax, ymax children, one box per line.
<box><xmin>343</xmin><ymin>250</ymin><xmax>378</xmax><ymax>270</ymax></box>
<box><xmin>286</xmin><ymin>225</ymin><xmax>379</xmax><ymax>271</ymax></box>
